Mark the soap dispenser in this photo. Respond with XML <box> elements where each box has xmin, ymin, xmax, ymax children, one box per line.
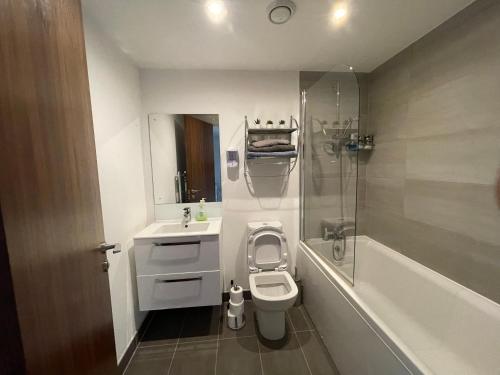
<box><xmin>195</xmin><ymin>198</ymin><xmax>208</xmax><ymax>221</ymax></box>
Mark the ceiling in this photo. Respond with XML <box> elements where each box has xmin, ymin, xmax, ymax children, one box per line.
<box><xmin>82</xmin><ymin>0</ymin><xmax>474</xmax><ymax>72</ymax></box>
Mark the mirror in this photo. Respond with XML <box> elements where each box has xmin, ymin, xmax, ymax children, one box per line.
<box><xmin>149</xmin><ymin>113</ymin><xmax>222</xmax><ymax>204</ymax></box>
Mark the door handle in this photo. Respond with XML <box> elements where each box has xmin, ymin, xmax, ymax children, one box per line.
<box><xmin>99</xmin><ymin>242</ymin><xmax>122</xmax><ymax>254</ymax></box>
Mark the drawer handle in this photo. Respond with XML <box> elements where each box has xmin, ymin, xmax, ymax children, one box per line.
<box><xmin>158</xmin><ymin>277</ymin><xmax>202</xmax><ymax>283</ymax></box>
<box><xmin>153</xmin><ymin>241</ymin><xmax>201</xmax><ymax>247</ymax></box>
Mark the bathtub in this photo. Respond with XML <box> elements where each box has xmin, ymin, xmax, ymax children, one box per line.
<box><xmin>297</xmin><ymin>236</ymin><xmax>500</xmax><ymax>375</ymax></box>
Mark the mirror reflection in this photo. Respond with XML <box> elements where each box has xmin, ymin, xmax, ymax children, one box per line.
<box><xmin>149</xmin><ymin>114</ymin><xmax>222</xmax><ymax>204</ymax></box>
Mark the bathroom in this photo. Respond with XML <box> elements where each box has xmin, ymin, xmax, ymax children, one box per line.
<box><xmin>0</xmin><ymin>0</ymin><xmax>499</xmax><ymax>374</ymax></box>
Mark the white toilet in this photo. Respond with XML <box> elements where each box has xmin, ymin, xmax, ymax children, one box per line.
<box><xmin>247</xmin><ymin>221</ymin><xmax>298</xmax><ymax>340</ymax></box>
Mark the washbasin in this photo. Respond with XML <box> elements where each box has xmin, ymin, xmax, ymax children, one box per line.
<box><xmin>134</xmin><ymin>218</ymin><xmax>222</xmax><ymax>240</ymax></box>
<box><xmin>154</xmin><ymin>222</ymin><xmax>210</xmax><ymax>234</ymax></box>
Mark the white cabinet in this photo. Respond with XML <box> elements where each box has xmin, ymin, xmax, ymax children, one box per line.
<box><xmin>135</xmin><ymin>236</ymin><xmax>219</xmax><ymax>276</ymax></box>
<box><xmin>137</xmin><ymin>271</ymin><xmax>221</xmax><ymax>310</ymax></box>
<box><xmin>134</xmin><ymin>220</ymin><xmax>222</xmax><ymax>311</ymax></box>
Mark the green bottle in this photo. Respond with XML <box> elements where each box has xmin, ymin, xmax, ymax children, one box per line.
<box><xmin>195</xmin><ymin>198</ymin><xmax>208</xmax><ymax>221</ymax></box>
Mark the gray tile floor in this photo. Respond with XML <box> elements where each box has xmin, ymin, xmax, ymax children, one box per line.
<box><xmin>124</xmin><ymin>302</ymin><xmax>340</xmax><ymax>375</ymax></box>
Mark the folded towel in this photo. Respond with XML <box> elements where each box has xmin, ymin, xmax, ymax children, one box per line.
<box><xmin>247</xmin><ymin>151</ymin><xmax>298</xmax><ymax>159</ymax></box>
<box><xmin>251</xmin><ymin>139</ymin><xmax>290</xmax><ymax>148</ymax></box>
<box><xmin>247</xmin><ymin>144</ymin><xmax>295</xmax><ymax>152</ymax></box>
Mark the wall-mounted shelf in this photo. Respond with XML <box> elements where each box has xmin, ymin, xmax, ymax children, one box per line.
<box><xmin>244</xmin><ymin>115</ymin><xmax>300</xmax><ymax>177</ymax></box>
<box><xmin>247</xmin><ymin>128</ymin><xmax>297</xmax><ymax>135</ymax></box>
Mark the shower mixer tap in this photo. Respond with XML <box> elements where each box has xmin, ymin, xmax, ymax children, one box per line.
<box><xmin>323</xmin><ymin>227</ymin><xmax>335</xmax><ymax>241</ymax></box>
<box><xmin>323</xmin><ymin>224</ymin><xmax>354</xmax><ymax>241</ymax></box>
<box><xmin>323</xmin><ymin>227</ymin><xmax>345</xmax><ymax>241</ymax></box>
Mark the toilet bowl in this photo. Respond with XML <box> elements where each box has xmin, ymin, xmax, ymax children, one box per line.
<box><xmin>247</xmin><ymin>221</ymin><xmax>298</xmax><ymax>340</ymax></box>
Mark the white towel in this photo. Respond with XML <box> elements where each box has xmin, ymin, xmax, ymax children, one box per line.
<box><xmin>251</xmin><ymin>139</ymin><xmax>290</xmax><ymax>148</ymax></box>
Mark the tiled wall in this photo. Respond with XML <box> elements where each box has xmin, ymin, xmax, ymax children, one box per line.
<box><xmin>363</xmin><ymin>0</ymin><xmax>500</xmax><ymax>304</ymax></box>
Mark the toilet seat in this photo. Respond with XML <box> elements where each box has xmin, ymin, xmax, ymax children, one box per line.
<box><xmin>247</xmin><ymin>226</ymin><xmax>288</xmax><ymax>273</ymax></box>
<box><xmin>249</xmin><ymin>271</ymin><xmax>298</xmax><ymax>306</ymax></box>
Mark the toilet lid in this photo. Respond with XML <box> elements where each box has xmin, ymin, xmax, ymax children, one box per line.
<box><xmin>247</xmin><ymin>226</ymin><xmax>288</xmax><ymax>273</ymax></box>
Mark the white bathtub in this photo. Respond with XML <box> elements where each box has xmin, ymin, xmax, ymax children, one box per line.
<box><xmin>298</xmin><ymin>236</ymin><xmax>500</xmax><ymax>375</ymax></box>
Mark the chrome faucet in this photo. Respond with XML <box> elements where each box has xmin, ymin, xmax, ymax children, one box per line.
<box><xmin>182</xmin><ymin>207</ymin><xmax>191</xmax><ymax>227</ymax></box>
<box><xmin>323</xmin><ymin>227</ymin><xmax>335</xmax><ymax>241</ymax></box>
<box><xmin>323</xmin><ymin>223</ymin><xmax>355</xmax><ymax>241</ymax></box>
<box><xmin>324</xmin><ymin>227</ymin><xmax>345</xmax><ymax>241</ymax></box>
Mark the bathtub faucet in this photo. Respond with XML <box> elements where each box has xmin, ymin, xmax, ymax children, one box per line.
<box><xmin>323</xmin><ymin>227</ymin><xmax>345</xmax><ymax>241</ymax></box>
<box><xmin>323</xmin><ymin>227</ymin><xmax>335</xmax><ymax>241</ymax></box>
<box><xmin>323</xmin><ymin>224</ymin><xmax>354</xmax><ymax>241</ymax></box>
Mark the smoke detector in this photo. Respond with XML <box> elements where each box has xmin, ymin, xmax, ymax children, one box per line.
<box><xmin>267</xmin><ymin>0</ymin><xmax>296</xmax><ymax>24</ymax></box>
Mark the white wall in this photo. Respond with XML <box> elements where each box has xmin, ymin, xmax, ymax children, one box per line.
<box><xmin>83</xmin><ymin>15</ymin><xmax>148</xmax><ymax>363</ymax></box>
<box><xmin>140</xmin><ymin>70</ymin><xmax>300</xmax><ymax>290</ymax></box>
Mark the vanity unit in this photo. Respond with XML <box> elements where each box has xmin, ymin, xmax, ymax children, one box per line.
<box><xmin>134</xmin><ymin>218</ymin><xmax>222</xmax><ymax>311</ymax></box>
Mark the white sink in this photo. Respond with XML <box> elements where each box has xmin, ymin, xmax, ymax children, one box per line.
<box><xmin>134</xmin><ymin>217</ymin><xmax>222</xmax><ymax>239</ymax></box>
<box><xmin>154</xmin><ymin>222</ymin><xmax>210</xmax><ymax>234</ymax></box>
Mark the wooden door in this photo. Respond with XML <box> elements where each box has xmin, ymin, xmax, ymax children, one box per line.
<box><xmin>184</xmin><ymin>115</ymin><xmax>216</xmax><ymax>202</ymax></box>
<box><xmin>0</xmin><ymin>208</ymin><xmax>25</xmax><ymax>374</ymax></box>
<box><xmin>0</xmin><ymin>0</ymin><xmax>117</xmax><ymax>374</ymax></box>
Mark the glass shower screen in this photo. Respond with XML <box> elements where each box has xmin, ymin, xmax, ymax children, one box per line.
<box><xmin>300</xmin><ymin>66</ymin><xmax>360</xmax><ymax>283</ymax></box>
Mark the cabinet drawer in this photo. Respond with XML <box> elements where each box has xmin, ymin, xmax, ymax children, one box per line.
<box><xmin>137</xmin><ymin>271</ymin><xmax>221</xmax><ymax>311</ymax></box>
<box><xmin>135</xmin><ymin>237</ymin><xmax>219</xmax><ymax>276</ymax></box>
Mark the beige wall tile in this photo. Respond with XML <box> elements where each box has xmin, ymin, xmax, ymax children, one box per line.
<box><xmin>406</xmin><ymin>127</ymin><xmax>500</xmax><ymax>185</ymax></box>
<box><xmin>404</xmin><ymin>179</ymin><xmax>500</xmax><ymax>246</ymax></box>
<box><xmin>366</xmin><ymin>177</ymin><xmax>405</xmax><ymax>216</ymax></box>
<box><xmin>405</xmin><ymin>69</ymin><xmax>500</xmax><ymax>139</ymax></box>
<box><xmin>363</xmin><ymin>0</ymin><xmax>500</xmax><ymax>304</ymax></box>
<box><xmin>365</xmin><ymin>140</ymin><xmax>406</xmax><ymax>179</ymax></box>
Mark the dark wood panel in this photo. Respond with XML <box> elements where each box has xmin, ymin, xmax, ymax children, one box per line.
<box><xmin>0</xmin><ymin>0</ymin><xmax>117</xmax><ymax>373</ymax></box>
<box><xmin>0</xmin><ymin>208</ymin><xmax>25</xmax><ymax>374</ymax></box>
<box><xmin>184</xmin><ymin>115</ymin><xmax>216</xmax><ymax>202</ymax></box>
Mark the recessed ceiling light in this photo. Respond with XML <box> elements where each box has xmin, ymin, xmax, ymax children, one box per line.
<box><xmin>267</xmin><ymin>0</ymin><xmax>296</xmax><ymax>25</ymax></box>
<box><xmin>333</xmin><ymin>7</ymin><xmax>347</xmax><ymax>20</ymax></box>
<box><xmin>330</xmin><ymin>3</ymin><xmax>349</xmax><ymax>26</ymax></box>
<box><xmin>206</xmin><ymin>0</ymin><xmax>227</xmax><ymax>23</ymax></box>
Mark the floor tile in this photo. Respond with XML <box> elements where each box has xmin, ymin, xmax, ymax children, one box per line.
<box><xmin>140</xmin><ymin>308</ymin><xmax>186</xmax><ymax>347</ymax></box>
<box><xmin>178</xmin><ymin>305</ymin><xmax>221</xmax><ymax>343</ymax></box>
<box><xmin>298</xmin><ymin>306</ymin><xmax>315</xmax><ymax>330</ymax></box>
<box><xmin>287</xmin><ymin>306</ymin><xmax>313</xmax><ymax>332</ymax></box>
<box><xmin>169</xmin><ymin>340</ymin><xmax>218</xmax><ymax>375</ymax></box>
<box><xmin>220</xmin><ymin>301</ymin><xmax>258</xmax><ymax>339</ymax></box>
<box><xmin>216</xmin><ymin>337</ymin><xmax>262</xmax><ymax>375</ymax></box>
<box><xmin>259</xmin><ymin>333</ymin><xmax>311</xmax><ymax>375</ymax></box>
<box><xmin>124</xmin><ymin>345</ymin><xmax>175</xmax><ymax>375</ymax></box>
<box><xmin>296</xmin><ymin>331</ymin><xmax>340</xmax><ymax>375</ymax></box>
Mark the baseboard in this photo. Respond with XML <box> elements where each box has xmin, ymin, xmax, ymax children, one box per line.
<box><xmin>222</xmin><ymin>290</ymin><xmax>252</xmax><ymax>302</ymax></box>
<box><xmin>117</xmin><ymin>312</ymin><xmax>154</xmax><ymax>374</ymax></box>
